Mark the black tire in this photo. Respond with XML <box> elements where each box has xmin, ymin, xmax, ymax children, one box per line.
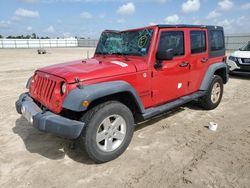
<box><xmin>199</xmin><ymin>75</ymin><xmax>224</xmax><ymax>110</ymax></box>
<box><xmin>79</xmin><ymin>101</ymin><xmax>134</xmax><ymax>163</ymax></box>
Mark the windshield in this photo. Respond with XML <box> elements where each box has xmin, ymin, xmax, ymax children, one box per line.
<box><xmin>95</xmin><ymin>28</ymin><xmax>154</xmax><ymax>56</ymax></box>
<box><xmin>240</xmin><ymin>41</ymin><xmax>250</xmax><ymax>51</ymax></box>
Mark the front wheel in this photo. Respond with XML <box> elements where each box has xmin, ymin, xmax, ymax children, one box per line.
<box><xmin>199</xmin><ymin>75</ymin><xmax>224</xmax><ymax>110</ymax></box>
<box><xmin>80</xmin><ymin>101</ymin><xmax>134</xmax><ymax>163</ymax></box>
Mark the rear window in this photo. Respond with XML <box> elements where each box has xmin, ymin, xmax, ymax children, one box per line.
<box><xmin>210</xmin><ymin>30</ymin><xmax>224</xmax><ymax>51</ymax></box>
<box><xmin>190</xmin><ymin>31</ymin><xmax>206</xmax><ymax>54</ymax></box>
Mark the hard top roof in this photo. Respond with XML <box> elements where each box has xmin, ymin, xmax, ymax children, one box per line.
<box><xmin>103</xmin><ymin>24</ymin><xmax>223</xmax><ymax>33</ymax></box>
<box><xmin>156</xmin><ymin>24</ymin><xmax>223</xmax><ymax>30</ymax></box>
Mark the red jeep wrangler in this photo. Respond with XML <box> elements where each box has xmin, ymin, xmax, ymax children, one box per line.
<box><xmin>16</xmin><ymin>25</ymin><xmax>229</xmax><ymax>163</ymax></box>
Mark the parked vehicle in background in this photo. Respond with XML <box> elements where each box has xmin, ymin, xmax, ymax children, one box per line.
<box><xmin>16</xmin><ymin>25</ymin><xmax>228</xmax><ymax>163</ymax></box>
<box><xmin>227</xmin><ymin>41</ymin><xmax>250</xmax><ymax>74</ymax></box>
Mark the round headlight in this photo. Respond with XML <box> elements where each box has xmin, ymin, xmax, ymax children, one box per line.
<box><xmin>61</xmin><ymin>82</ymin><xmax>67</xmax><ymax>95</ymax></box>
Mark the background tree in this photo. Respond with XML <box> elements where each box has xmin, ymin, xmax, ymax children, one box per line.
<box><xmin>31</xmin><ymin>33</ymin><xmax>37</xmax><ymax>39</ymax></box>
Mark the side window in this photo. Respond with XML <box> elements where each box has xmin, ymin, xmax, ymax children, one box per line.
<box><xmin>210</xmin><ymin>30</ymin><xmax>224</xmax><ymax>51</ymax></box>
<box><xmin>158</xmin><ymin>31</ymin><xmax>184</xmax><ymax>57</ymax></box>
<box><xmin>190</xmin><ymin>31</ymin><xmax>206</xmax><ymax>54</ymax></box>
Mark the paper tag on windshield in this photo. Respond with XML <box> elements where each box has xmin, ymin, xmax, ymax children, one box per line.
<box><xmin>111</xmin><ymin>61</ymin><xmax>128</xmax><ymax>67</ymax></box>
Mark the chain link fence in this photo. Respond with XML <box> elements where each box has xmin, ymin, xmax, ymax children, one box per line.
<box><xmin>0</xmin><ymin>38</ymin><xmax>98</xmax><ymax>48</ymax></box>
<box><xmin>225</xmin><ymin>34</ymin><xmax>250</xmax><ymax>51</ymax></box>
<box><xmin>77</xmin><ymin>39</ymin><xmax>98</xmax><ymax>47</ymax></box>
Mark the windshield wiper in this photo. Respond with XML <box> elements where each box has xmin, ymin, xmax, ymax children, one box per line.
<box><xmin>96</xmin><ymin>51</ymin><xmax>109</xmax><ymax>58</ymax></box>
<box><xmin>111</xmin><ymin>52</ymin><xmax>129</xmax><ymax>61</ymax></box>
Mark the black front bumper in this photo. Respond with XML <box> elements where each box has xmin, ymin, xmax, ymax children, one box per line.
<box><xmin>15</xmin><ymin>93</ymin><xmax>85</xmax><ymax>139</ymax></box>
<box><xmin>231</xmin><ymin>59</ymin><xmax>250</xmax><ymax>73</ymax></box>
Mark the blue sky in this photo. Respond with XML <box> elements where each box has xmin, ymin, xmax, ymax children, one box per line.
<box><xmin>0</xmin><ymin>0</ymin><xmax>250</xmax><ymax>38</ymax></box>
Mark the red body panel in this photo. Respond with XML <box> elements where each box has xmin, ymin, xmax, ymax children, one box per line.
<box><xmin>186</xmin><ymin>28</ymin><xmax>209</xmax><ymax>92</ymax></box>
<box><xmin>29</xmin><ymin>25</ymin><xmax>226</xmax><ymax>114</ymax></box>
<box><xmin>150</xmin><ymin>28</ymin><xmax>190</xmax><ymax>105</ymax></box>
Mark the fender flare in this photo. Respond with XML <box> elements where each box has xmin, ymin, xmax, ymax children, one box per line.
<box><xmin>200</xmin><ymin>62</ymin><xmax>229</xmax><ymax>91</ymax></box>
<box><xmin>26</xmin><ymin>76</ymin><xmax>32</xmax><ymax>89</ymax></box>
<box><xmin>62</xmin><ymin>80</ymin><xmax>145</xmax><ymax>113</ymax></box>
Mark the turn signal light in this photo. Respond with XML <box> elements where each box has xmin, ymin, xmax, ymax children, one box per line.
<box><xmin>82</xmin><ymin>101</ymin><xmax>89</xmax><ymax>108</ymax></box>
<box><xmin>55</xmin><ymin>100</ymin><xmax>60</xmax><ymax>108</ymax></box>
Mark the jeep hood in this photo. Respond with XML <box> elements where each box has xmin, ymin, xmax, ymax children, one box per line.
<box><xmin>37</xmin><ymin>57</ymin><xmax>140</xmax><ymax>83</ymax></box>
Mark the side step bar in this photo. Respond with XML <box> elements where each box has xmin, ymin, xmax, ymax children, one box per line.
<box><xmin>142</xmin><ymin>91</ymin><xmax>207</xmax><ymax>120</ymax></box>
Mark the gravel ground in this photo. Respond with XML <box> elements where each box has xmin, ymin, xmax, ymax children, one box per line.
<box><xmin>0</xmin><ymin>48</ymin><xmax>249</xmax><ymax>188</ymax></box>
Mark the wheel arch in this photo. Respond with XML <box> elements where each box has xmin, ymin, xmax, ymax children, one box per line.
<box><xmin>62</xmin><ymin>81</ymin><xmax>145</xmax><ymax>114</ymax></box>
<box><xmin>87</xmin><ymin>91</ymin><xmax>145</xmax><ymax>123</ymax></box>
<box><xmin>200</xmin><ymin>62</ymin><xmax>229</xmax><ymax>91</ymax></box>
<box><xmin>214</xmin><ymin>68</ymin><xmax>228</xmax><ymax>84</ymax></box>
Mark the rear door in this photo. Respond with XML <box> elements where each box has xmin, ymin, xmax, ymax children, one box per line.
<box><xmin>187</xmin><ymin>28</ymin><xmax>209</xmax><ymax>93</ymax></box>
<box><xmin>151</xmin><ymin>28</ymin><xmax>190</xmax><ymax>105</ymax></box>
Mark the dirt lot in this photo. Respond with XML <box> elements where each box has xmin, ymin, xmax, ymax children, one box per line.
<box><xmin>0</xmin><ymin>48</ymin><xmax>250</xmax><ymax>188</ymax></box>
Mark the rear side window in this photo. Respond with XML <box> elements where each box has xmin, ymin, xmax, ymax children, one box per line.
<box><xmin>190</xmin><ymin>31</ymin><xmax>206</xmax><ymax>54</ymax></box>
<box><xmin>210</xmin><ymin>30</ymin><xmax>224</xmax><ymax>51</ymax></box>
<box><xmin>158</xmin><ymin>31</ymin><xmax>184</xmax><ymax>56</ymax></box>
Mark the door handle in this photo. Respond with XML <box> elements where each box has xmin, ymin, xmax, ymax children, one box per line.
<box><xmin>201</xmin><ymin>58</ymin><xmax>208</xmax><ymax>63</ymax></box>
<box><xmin>179</xmin><ymin>61</ymin><xmax>189</xmax><ymax>67</ymax></box>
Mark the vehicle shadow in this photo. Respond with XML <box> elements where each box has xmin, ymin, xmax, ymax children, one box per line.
<box><xmin>13</xmin><ymin>107</ymin><xmax>186</xmax><ymax>164</ymax></box>
<box><xmin>184</xmin><ymin>101</ymin><xmax>205</xmax><ymax>111</ymax></box>
<box><xmin>135</xmin><ymin>107</ymin><xmax>185</xmax><ymax>131</ymax></box>
<box><xmin>229</xmin><ymin>74</ymin><xmax>250</xmax><ymax>80</ymax></box>
<box><xmin>13</xmin><ymin>117</ymin><xmax>95</xmax><ymax>165</ymax></box>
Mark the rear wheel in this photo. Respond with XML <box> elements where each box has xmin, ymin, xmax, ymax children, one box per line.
<box><xmin>79</xmin><ymin>101</ymin><xmax>134</xmax><ymax>163</ymax></box>
<box><xmin>199</xmin><ymin>75</ymin><xmax>223</xmax><ymax>110</ymax></box>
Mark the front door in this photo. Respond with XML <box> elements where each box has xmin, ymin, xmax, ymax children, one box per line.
<box><xmin>151</xmin><ymin>29</ymin><xmax>190</xmax><ymax>105</ymax></box>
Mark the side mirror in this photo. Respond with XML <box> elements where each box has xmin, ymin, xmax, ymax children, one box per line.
<box><xmin>156</xmin><ymin>49</ymin><xmax>174</xmax><ymax>61</ymax></box>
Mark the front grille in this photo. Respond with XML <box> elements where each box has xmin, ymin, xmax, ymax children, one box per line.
<box><xmin>241</xmin><ymin>58</ymin><xmax>250</xmax><ymax>64</ymax></box>
<box><xmin>33</xmin><ymin>75</ymin><xmax>57</xmax><ymax>102</ymax></box>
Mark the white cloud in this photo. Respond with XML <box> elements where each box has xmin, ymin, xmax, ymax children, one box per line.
<box><xmin>207</xmin><ymin>10</ymin><xmax>221</xmax><ymax>19</ymax></box>
<box><xmin>19</xmin><ymin>0</ymin><xmax>170</xmax><ymax>2</ymax></box>
<box><xmin>217</xmin><ymin>19</ymin><xmax>232</xmax><ymax>30</ymax></box>
<box><xmin>19</xmin><ymin>0</ymin><xmax>37</xmax><ymax>3</ymax></box>
<box><xmin>236</xmin><ymin>16</ymin><xmax>245</xmax><ymax>26</ymax></box>
<box><xmin>15</xmin><ymin>8</ymin><xmax>39</xmax><ymax>18</ymax></box>
<box><xmin>80</xmin><ymin>11</ymin><xmax>92</xmax><ymax>19</ymax></box>
<box><xmin>149</xmin><ymin>22</ymin><xmax>157</xmax><ymax>26</ymax></box>
<box><xmin>98</xmin><ymin>13</ymin><xmax>106</xmax><ymax>19</ymax></box>
<box><xmin>45</xmin><ymin>25</ymin><xmax>55</xmax><ymax>33</ymax></box>
<box><xmin>207</xmin><ymin>0</ymin><xmax>233</xmax><ymax>20</ymax></box>
<box><xmin>0</xmin><ymin>20</ymin><xmax>11</xmax><ymax>28</ymax></box>
<box><xmin>182</xmin><ymin>0</ymin><xmax>200</xmax><ymax>13</ymax></box>
<box><xmin>117</xmin><ymin>18</ymin><xmax>126</xmax><ymax>23</ymax></box>
<box><xmin>117</xmin><ymin>2</ymin><xmax>135</xmax><ymax>16</ymax></box>
<box><xmin>153</xmin><ymin>0</ymin><xmax>168</xmax><ymax>3</ymax></box>
<box><xmin>215</xmin><ymin>16</ymin><xmax>250</xmax><ymax>33</ymax></box>
<box><xmin>27</xmin><ymin>26</ymin><xmax>32</xmax><ymax>31</ymax></box>
<box><xmin>241</xmin><ymin>3</ymin><xmax>250</xmax><ymax>10</ymax></box>
<box><xmin>164</xmin><ymin>14</ymin><xmax>180</xmax><ymax>24</ymax></box>
<box><xmin>218</xmin><ymin>0</ymin><xmax>233</xmax><ymax>11</ymax></box>
<box><xmin>193</xmin><ymin>20</ymin><xmax>201</xmax><ymax>25</ymax></box>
